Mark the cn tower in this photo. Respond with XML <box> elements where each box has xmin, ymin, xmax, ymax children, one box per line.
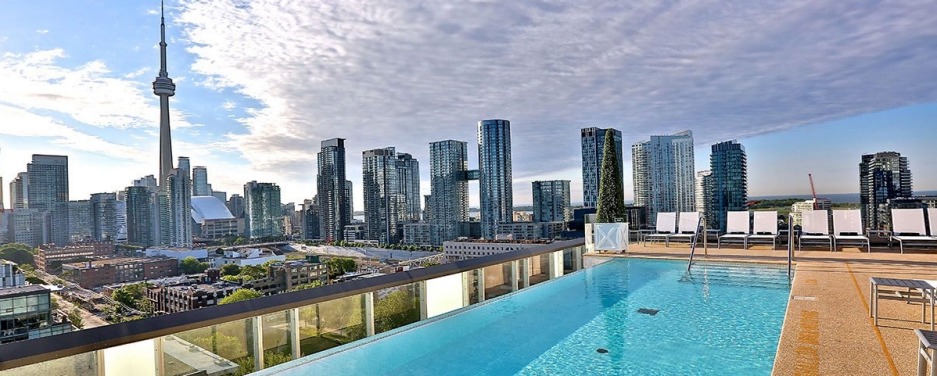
<box><xmin>154</xmin><ymin>0</ymin><xmax>176</xmax><ymax>187</ymax></box>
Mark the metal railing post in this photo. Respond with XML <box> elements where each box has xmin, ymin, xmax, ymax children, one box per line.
<box><xmin>788</xmin><ymin>214</ymin><xmax>794</xmax><ymax>279</ymax></box>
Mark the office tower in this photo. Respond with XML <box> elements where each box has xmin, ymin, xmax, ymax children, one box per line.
<box><xmin>192</xmin><ymin>166</ymin><xmax>210</xmax><ymax>196</ymax></box>
<box><xmin>9</xmin><ymin>172</ymin><xmax>27</xmax><ymax>209</ymax></box>
<box><xmin>212</xmin><ymin>190</ymin><xmax>227</xmax><ymax>202</ymax></box>
<box><xmin>362</xmin><ymin>147</ymin><xmax>400</xmax><ymax>244</ymax></box>
<box><xmin>581</xmin><ymin>127</ymin><xmax>623</xmax><ymax>208</ymax></box>
<box><xmin>532</xmin><ymin>180</ymin><xmax>571</xmax><ymax>223</ymax></box>
<box><xmin>90</xmin><ymin>193</ymin><xmax>117</xmax><ymax>242</ymax></box>
<box><xmin>67</xmin><ymin>200</ymin><xmax>92</xmax><ymax>243</ymax></box>
<box><xmin>429</xmin><ymin>140</ymin><xmax>469</xmax><ymax>243</ymax></box>
<box><xmin>423</xmin><ymin>195</ymin><xmax>433</xmax><ymax>223</ymax></box>
<box><xmin>302</xmin><ymin>199</ymin><xmax>320</xmax><ymax>240</ymax></box>
<box><xmin>114</xmin><ymin>199</ymin><xmax>127</xmax><ymax>243</ymax></box>
<box><xmin>244</xmin><ymin>181</ymin><xmax>283</xmax><ymax>238</ymax></box>
<box><xmin>695</xmin><ymin>170</ymin><xmax>714</xmax><ymax>229</ymax></box>
<box><xmin>125</xmin><ymin>186</ymin><xmax>154</xmax><ymax>247</ymax></box>
<box><xmin>27</xmin><ymin>155</ymin><xmax>69</xmax><ymax>245</ymax></box>
<box><xmin>477</xmin><ymin>119</ymin><xmax>513</xmax><ymax>239</ymax></box>
<box><xmin>227</xmin><ymin>194</ymin><xmax>244</xmax><ymax>218</ymax></box>
<box><xmin>632</xmin><ymin>130</ymin><xmax>695</xmax><ymax>224</ymax></box>
<box><xmin>133</xmin><ymin>175</ymin><xmax>158</xmax><ymax>192</ymax></box>
<box><xmin>7</xmin><ymin>209</ymin><xmax>47</xmax><ymax>247</ymax></box>
<box><xmin>159</xmin><ymin>167</ymin><xmax>192</xmax><ymax>247</ymax></box>
<box><xmin>860</xmin><ymin>151</ymin><xmax>912</xmax><ymax>230</ymax></box>
<box><xmin>709</xmin><ymin>141</ymin><xmax>748</xmax><ymax>232</ymax></box>
<box><xmin>154</xmin><ymin>1</ymin><xmax>177</xmax><ymax>188</ymax></box>
<box><xmin>396</xmin><ymin>153</ymin><xmax>421</xmax><ymax>222</ymax></box>
<box><xmin>345</xmin><ymin>180</ymin><xmax>354</xmax><ymax>220</ymax></box>
<box><xmin>317</xmin><ymin>138</ymin><xmax>349</xmax><ymax>242</ymax></box>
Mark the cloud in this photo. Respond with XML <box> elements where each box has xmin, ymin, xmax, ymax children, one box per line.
<box><xmin>172</xmin><ymin>0</ymin><xmax>937</xmax><ymax>203</ymax></box>
<box><xmin>35</xmin><ymin>29</ymin><xmax>49</xmax><ymax>34</ymax></box>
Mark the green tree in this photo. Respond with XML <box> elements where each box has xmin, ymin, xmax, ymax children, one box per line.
<box><xmin>68</xmin><ymin>307</ymin><xmax>84</xmax><ymax>330</ymax></box>
<box><xmin>111</xmin><ymin>282</ymin><xmax>148</xmax><ymax>310</ymax></box>
<box><xmin>287</xmin><ymin>280</ymin><xmax>322</xmax><ymax>292</ymax></box>
<box><xmin>220</xmin><ymin>263</ymin><xmax>241</xmax><ymax>277</ymax></box>
<box><xmin>219</xmin><ymin>288</ymin><xmax>263</xmax><ymax>305</ymax></box>
<box><xmin>595</xmin><ymin>128</ymin><xmax>626</xmax><ymax>223</ymax></box>
<box><xmin>239</xmin><ymin>265</ymin><xmax>267</xmax><ymax>280</ymax></box>
<box><xmin>0</xmin><ymin>243</ymin><xmax>36</xmax><ymax>266</ymax></box>
<box><xmin>325</xmin><ymin>258</ymin><xmax>356</xmax><ymax>276</ymax></box>
<box><xmin>180</xmin><ymin>256</ymin><xmax>209</xmax><ymax>274</ymax></box>
<box><xmin>374</xmin><ymin>290</ymin><xmax>420</xmax><ymax>333</ymax></box>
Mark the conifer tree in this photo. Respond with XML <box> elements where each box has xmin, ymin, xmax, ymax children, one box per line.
<box><xmin>595</xmin><ymin>129</ymin><xmax>625</xmax><ymax>222</ymax></box>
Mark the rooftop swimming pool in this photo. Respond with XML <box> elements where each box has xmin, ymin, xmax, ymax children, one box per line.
<box><xmin>258</xmin><ymin>258</ymin><xmax>791</xmax><ymax>375</ymax></box>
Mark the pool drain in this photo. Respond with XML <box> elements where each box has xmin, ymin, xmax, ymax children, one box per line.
<box><xmin>596</xmin><ymin>348</ymin><xmax>609</xmax><ymax>354</ymax></box>
<box><xmin>637</xmin><ymin>308</ymin><xmax>659</xmax><ymax>316</ymax></box>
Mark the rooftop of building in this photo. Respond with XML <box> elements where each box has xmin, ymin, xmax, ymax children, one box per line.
<box><xmin>191</xmin><ymin>196</ymin><xmax>235</xmax><ymax>222</ymax></box>
<box><xmin>0</xmin><ymin>285</ymin><xmax>49</xmax><ymax>298</ymax></box>
<box><xmin>63</xmin><ymin>257</ymin><xmax>172</xmax><ymax>269</ymax></box>
<box><xmin>444</xmin><ymin>239</ymin><xmax>553</xmax><ymax>244</ymax></box>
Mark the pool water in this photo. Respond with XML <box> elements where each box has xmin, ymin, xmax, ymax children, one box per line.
<box><xmin>260</xmin><ymin>258</ymin><xmax>791</xmax><ymax>375</ymax></box>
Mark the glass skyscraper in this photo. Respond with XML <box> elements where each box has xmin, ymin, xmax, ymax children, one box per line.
<box><xmin>26</xmin><ymin>155</ymin><xmax>69</xmax><ymax>245</ymax></box>
<box><xmin>709</xmin><ymin>140</ymin><xmax>747</xmax><ymax>232</ymax></box>
<box><xmin>125</xmin><ymin>185</ymin><xmax>154</xmax><ymax>247</ymax></box>
<box><xmin>477</xmin><ymin>119</ymin><xmax>513</xmax><ymax>239</ymax></box>
<box><xmin>67</xmin><ymin>200</ymin><xmax>92</xmax><ymax>243</ymax></box>
<box><xmin>244</xmin><ymin>181</ymin><xmax>283</xmax><ymax>238</ymax></box>
<box><xmin>90</xmin><ymin>192</ymin><xmax>117</xmax><ymax>242</ymax></box>
<box><xmin>317</xmin><ymin>138</ymin><xmax>349</xmax><ymax>242</ymax></box>
<box><xmin>429</xmin><ymin>140</ymin><xmax>469</xmax><ymax>244</ymax></box>
<box><xmin>860</xmin><ymin>151</ymin><xmax>912</xmax><ymax>230</ymax></box>
<box><xmin>632</xmin><ymin>131</ymin><xmax>695</xmax><ymax>224</ymax></box>
<box><xmin>396</xmin><ymin>153</ymin><xmax>421</xmax><ymax>223</ymax></box>
<box><xmin>532</xmin><ymin>180</ymin><xmax>571</xmax><ymax>223</ymax></box>
<box><xmin>192</xmin><ymin>166</ymin><xmax>211</xmax><ymax>196</ymax></box>
<box><xmin>362</xmin><ymin>147</ymin><xmax>400</xmax><ymax>244</ymax></box>
<box><xmin>580</xmin><ymin>127</ymin><xmax>622</xmax><ymax>209</ymax></box>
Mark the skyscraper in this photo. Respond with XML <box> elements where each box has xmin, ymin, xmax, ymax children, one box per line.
<box><xmin>27</xmin><ymin>155</ymin><xmax>69</xmax><ymax>245</ymax></box>
<box><xmin>695</xmin><ymin>170</ymin><xmax>714</xmax><ymax>229</ymax></box>
<box><xmin>227</xmin><ymin>194</ymin><xmax>245</xmax><ymax>218</ymax></box>
<box><xmin>9</xmin><ymin>172</ymin><xmax>27</xmax><ymax>209</ymax></box>
<box><xmin>532</xmin><ymin>180</ymin><xmax>571</xmax><ymax>223</ymax></box>
<box><xmin>212</xmin><ymin>190</ymin><xmax>227</xmax><ymax>202</ymax></box>
<box><xmin>478</xmin><ymin>119</ymin><xmax>513</xmax><ymax>239</ymax></box>
<box><xmin>125</xmin><ymin>185</ymin><xmax>154</xmax><ymax>247</ymax></box>
<box><xmin>709</xmin><ymin>140</ymin><xmax>748</xmax><ymax>232</ymax></box>
<box><xmin>632</xmin><ymin>131</ymin><xmax>695</xmax><ymax>224</ymax></box>
<box><xmin>90</xmin><ymin>193</ymin><xmax>117</xmax><ymax>242</ymax></box>
<box><xmin>581</xmin><ymin>127</ymin><xmax>623</xmax><ymax>208</ymax></box>
<box><xmin>429</xmin><ymin>140</ymin><xmax>469</xmax><ymax>243</ymax></box>
<box><xmin>301</xmin><ymin>199</ymin><xmax>320</xmax><ymax>240</ymax></box>
<box><xmin>243</xmin><ymin>181</ymin><xmax>283</xmax><ymax>238</ymax></box>
<box><xmin>317</xmin><ymin>138</ymin><xmax>349</xmax><ymax>242</ymax></box>
<box><xmin>860</xmin><ymin>151</ymin><xmax>912</xmax><ymax>230</ymax></box>
<box><xmin>396</xmin><ymin>153</ymin><xmax>421</xmax><ymax>223</ymax></box>
<box><xmin>154</xmin><ymin>1</ymin><xmax>176</xmax><ymax>188</ymax></box>
<box><xmin>362</xmin><ymin>148</ymin><xmax>400</xmax><ymax>244</ymax></box>
<box><xmin>158</xmin><ymin>166</ymin><xmax>192</xmax><ymax>247</ymax></box>
<box><xmin>192</xmin><ymin>166</ymin><xmax>210</xmax><ymax>196</ymax></box>
<box><xmin>345</xmin><ymin>180</ymin><xmax>354</xmax><ymax>221</ymax></box>
<box><xmin>67</xmin><ymin>200</ymin><xmax>92</xmax><ymax>243</ymax></box>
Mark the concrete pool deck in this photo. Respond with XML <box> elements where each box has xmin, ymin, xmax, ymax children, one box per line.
<box><xmin>589</xmin><ymin>243</ymin><xmax>937</xmax><ymax>376</ymax></box>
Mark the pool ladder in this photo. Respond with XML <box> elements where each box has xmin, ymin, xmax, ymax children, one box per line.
<box><xmin>686</xmin><ymin>214</ymin><xmax>795</xmax><ymax>281</ymax></box>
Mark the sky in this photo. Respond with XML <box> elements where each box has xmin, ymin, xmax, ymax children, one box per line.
<box><xmin>0</xmin><ymin>1</ymin><xmax>935</xmax><ymax>210</ymax></box>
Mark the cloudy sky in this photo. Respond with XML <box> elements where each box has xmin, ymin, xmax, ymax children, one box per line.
<box><xmin>0</xmin><ymin>0</ymin><xmax>935</xmax><ymax>210</ymax></box>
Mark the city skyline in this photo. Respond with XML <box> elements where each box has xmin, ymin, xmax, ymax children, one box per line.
<box><xmin>1</xmin><ymin>1</ymin><xmax>936</xmax><ymax>209</ymax></box>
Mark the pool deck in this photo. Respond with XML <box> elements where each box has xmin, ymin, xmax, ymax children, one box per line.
<box><xmin>589</xmin><ymin>242</ymin><xmax>937</xmax><ymax>376</ymax></box>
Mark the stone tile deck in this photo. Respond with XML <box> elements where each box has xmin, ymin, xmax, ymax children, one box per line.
<box><xmin>591</xmin><ymin>242</ymin><xmax>937</xmax><ymax>376</ymax></box>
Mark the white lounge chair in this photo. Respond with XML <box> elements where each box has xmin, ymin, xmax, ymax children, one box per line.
<box><xmin>891</xmin><ymin>208</ymin><xmax>937</xmax><ymax>254</ymax></box>
<box><xmin>643</xmin><ymin>212</ymin><xmax>677</xmax><ymax>246</ymax></box>
<box><xmin>799</xmin><ymin>210</ymin><xmax>832</xmax><ymax>252</ymax></box>
<box><xmin>718</xmin><ymin>211</ymin><xmax>750</xmax><ymax>249</ymax></box>
<box><xmin>832</xmin><ymin>209</ymin><xmax>870</xmax><ymax>253</ymax></box>
<box><xmin>667</xmin><ymin>212</ymin><xmax>702</xmax><ymax>247</ymax></box>
<box><xmin>747</xmin><ymin>211</ymin><xmax>780</xmax><ymax>250</ymax></box>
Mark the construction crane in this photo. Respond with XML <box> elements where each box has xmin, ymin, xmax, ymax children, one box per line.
<box><xmin>808</xmin><ymin>173</ymin><xmax>818</xmax><ymax>210</ymax></box>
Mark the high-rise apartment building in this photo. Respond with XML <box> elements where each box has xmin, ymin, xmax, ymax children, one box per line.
<box><xmin>227</xmin><ymin>194</ymin><xmax>244</xmax><ymax>218</ymax></box>
<box><xmin>301</xmin><ymin>199</ymin><xmax>320</xmax><ymax>240</ymax></box>
<box><xmin>860</xmin><ymin>151</ymin><xmax>912</xmax><ymax>230</ymax></box>
<box><xmin>477</xmin><ymin>119</ymin><xmax>513</xmax><ymax>239</ymax></box>
<box><xmin>695</xmin><ymin>170</ymin><xmax>714</xmax><ymax>229</ymax></box>
<box><xmin>709</xmin><ymin>140</ymin><xmax>747</xmax><ymax>232</ymax></box>
<box><xmin>27</xmin><ymin>155</ymin><xmax>69</xmax><ymax>245</ymax></box>
<box><xmin>192</xmin><ymin>166</ymin><xmax>210</xmax><ymax>196</ymax></box>
<box><xmin>90</xmin><ymin>193</ymin><xmax>117</xmax><ymax>242</ymax></box>
<box><xmin>212</xmin><ymin>190</ymin><xmax>227</xmax><ymax>202</ymax></box>
<box><xmin>8</xmin><ymin>209</ymin><xmax>46</xmax><ymax>247</ymax></box>
<box><xmin>317</xmin><ymin>138</ymin><xmax>349</xmax><ymax>242</ymax></box>
<box><xmin>581</xmin><ymin>127</ymin><xmax>623</xmax><ymax>208</ymax></box>
<box><xmin>67</xmin><ymin>200</ymin><xmax>92</xmax><ymax>243</ymax></box>
<box><xmin>532</xmin><ymin>180</ymin><xmax>571</xmax><ymax>223</ymax></box>
<box><xmin>158</xmin><ymin>166</ymin><xmax>192</xmax><ymax>247</ymax></box>
<box><xmin>9</xmin><ymin>172</ymin><xmax>28</xmax><ymax>209</ymax></box>
<box><xmin>125</xmin><ymin>185</ymin><xmax>155</xmax><ymax>247</ymax></box>
<box><xmin>632</xmin><ymin>131</ymin><xmax>695</xmax><ymax>224</ymax></box>
<box><xmin>396</xmin><ymin>153</ymin><xmax>421</xmax><ymax>223</ymax></box>
<box><xmin>429</xmin><ymin>140</ymin><xmax>469</xmax><ymax>244</ymax></box>
<box><xmin>362</xmin><ymin>148</ymin><xmax>400</xmax><ymax>244</ymax></box>
<box><xmin>345</xmin><ymin>180</ymin><xmax>354</xmax><ymax>221</ymax></box>
<box><xmin>244</xmin><ymin>181</ymin><xmax>283</xmax><ymax>238</ymax></box>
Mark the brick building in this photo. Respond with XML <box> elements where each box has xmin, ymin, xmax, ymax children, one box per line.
<box><xmin>61</xmin><ymin>257</ymin><xmax>179</xmax><ymax>289</ymax></box>
<box><xmin>37</xmin><ymin>242</ymin><xmax>115</xmax><ymax>273</ymax></box>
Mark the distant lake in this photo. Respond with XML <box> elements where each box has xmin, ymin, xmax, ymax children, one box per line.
<box><xmin>751</xmin><ymin>191</ymin><xmax>937</xmax><ymax>204</ymax></box>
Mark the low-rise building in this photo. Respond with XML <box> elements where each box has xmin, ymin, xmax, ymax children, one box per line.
<box><xmin>244</xmin><ymin>261</ymin><xmax>328</xmax><ymax>295</ymax></box>
<box><xmin>146</xmin><ymin>275</ymin><xmax>240</xmax><ymax>314</ymax></box>
<box><xmin>144</xmin><ymin>247</ymin><xmax>210</xmax><ymax>261</ymax></box>
<box><xmin>37</xmin><ymin>242</ymin><xmax>115</xmax><ymax>273</ymax></box>
<box><xmin>496</xmin><ymin>222</ymin><xmax>566</xmax><ymax>241</ymax></box>
<box><xmin>402</xmin><ymin>223</ymin><xmax>436</xmax><ymax>246</ymax></box>
<box><xmin>0</xmin><ymin>261</ymin><xmax>72</xmax><ymax>344</ymax></box>
<box><xmin>344</xmin><ymin>224</ymin><xmax>366</xmax><ymax>242</ymax></box>
<box><xmin>61</xmin><ymin>257</ymin><xmax>179</xmax><ymax>289</ymax></box>
<box><xmin>443</xmin><ymin>240</ymin><xmax>549</xmax><ymax>261</ymax></box>
<box><xmin>212</xmin><ymin>248</ymin><xmax>285</xmax><ymax>268</ymax></box>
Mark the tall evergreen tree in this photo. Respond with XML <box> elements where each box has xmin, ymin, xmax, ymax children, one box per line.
<box><xmin>595</xmin><ymin>129</ymin><xmax>626</xmax><ymax>222</ymax></box>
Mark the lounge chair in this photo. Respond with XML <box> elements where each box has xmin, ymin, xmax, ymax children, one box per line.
<box><xmin>643</xmin><ymin>212</ymin><xmax>677</xmax><ymax>246</ymax></box>
<box><xmin>667</xmin><ymin>212</ymin><xmax>702</xmax><ymax>246</ymax></box>
<box><xmin>747</xmin><ymin>211</ymin><xmax>780</xmax><ymax>250</ymax></box>
<box><xmin>890</xmin><ymin>208</ymin><xmax>937</xmax><ymax>254</ymax></box>
<box><xmin>718</xmin><ymin>211</ymin><xmax>750</xmax><ymax>249</ymax></box>
<box><xmin>832</xmin><ymin>209</ymin><xmax>870</xmax><ymax>252</ymax></box>
<box><xmin>799</xmin><ymin>210</ymin><xmax>832</xmax><ymax>252</ymax></box>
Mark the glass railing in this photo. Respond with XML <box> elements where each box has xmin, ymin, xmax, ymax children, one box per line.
<box><xmin>0</xmin><ymin>238</ymin><xmax>586</xmax><ymax>376</ymax></box>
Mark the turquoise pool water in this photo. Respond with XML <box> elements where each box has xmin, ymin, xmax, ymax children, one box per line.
<box><xmin>260</xmin><ymin>258</ymin><xmax>791</xmax><ymax>375</ymax></box>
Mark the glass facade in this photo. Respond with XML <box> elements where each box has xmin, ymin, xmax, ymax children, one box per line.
<box><xmin>362</xmin><ymin>148</ymin><xmax>400</xmax><ymax>244</ymax></box>
<box><xmin>317</xmin><ymin>138</ymin><xmax>349</xmax><ymax>242</ymax></box>
<box><xmin>477</xmin><ymin>120</ymin><xmax>513</xmax><ymax>239</ymax></box>
<box><xmin>429</xmin><ymin>140</ymin><xmax>469</xmax><ymax>244</ymax></box>
<box><xmin>26</xmin><ymin>155</ymin><xmax>69</xmax><ymax>246</ymax></box>
<box><xmin>580</xmin><ymin>127</ymin><xmax>623</xmax><ymax>209</ymax></box>
<box><xmin>710</xmin><ymin>140</ymin><xmax>748</xmax><ymax>233</ymax></box>
<box><xmin>244</xmin><ymin>181</ymin><xmax>283</xmax><ymax>238</ymax></box>
<box><xmin>859</xmin><ymin>151</ymin><xmax>912</xmax><ymax>230</ymax></box>
<box><xmin>532</xmin><ymin>180</ymin><xmax>571</xmax><ymax>223</ymax></box>
<box><xmin>632</xmin><ymin>131</ymin><xmax>695</xmax><ymax>225</ymax></box>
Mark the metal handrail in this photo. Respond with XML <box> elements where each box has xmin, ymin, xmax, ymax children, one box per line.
<box><xmin>686</xmin><ymin>215</ymin><xmax>704</xmax><ymax>272</ymax></box>
<box><xmin>787</xmin><ymin>214</ymin><xmax>794</xmax><ymax>279</ymax></box>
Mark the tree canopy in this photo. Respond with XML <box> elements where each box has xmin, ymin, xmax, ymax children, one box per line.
<box><xmin>180</xmin><ymin>256</ymin><xmax>210</xmax><ymax>274</ymax></box>
<box><xmin>0</xmin><ymin>243</ymin><xmax>36</xmax><ymax>266</ymax></box>
<box><xmin>326</xmin><ymin>257</ymin><xmax>357</xmax><ymax>276</ymax></box>
<box><xmin>219</xmin><ymin>288</ymin><xmax>263</xmax><ymax>304</ymax></box>
<box><xmin>219</xmin><ymin>263</ymin><xmax>241</xmax><ymax>277</ymax></box>
<box><xmin>595</xmin><ymin>129</ymin><xmax>626</xmax><ymax>223</ymax></box>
